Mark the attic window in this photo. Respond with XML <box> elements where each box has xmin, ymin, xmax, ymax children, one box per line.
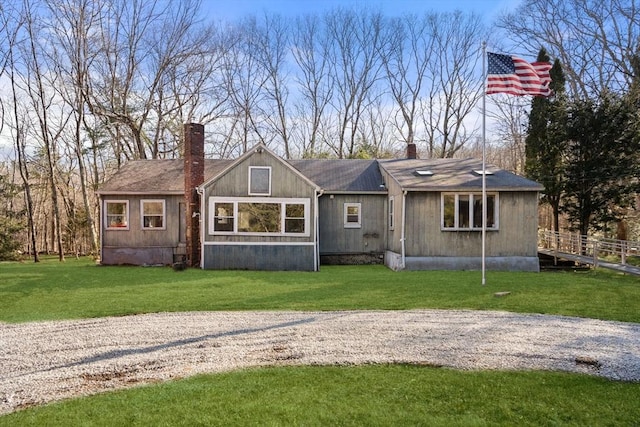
<box><xmin>473</xmin><ymin>170</ymin><xmax>494</xmax><ymax>175</ymax></box>
<box><xmin>415</xmin><ymin>170</ymin><xmax>433</xmax><ymax>176</ymax></box>
<box><xmin>249</xmin><ymin>166</ymin><xmax>271</xmax><ymax>196</ymax></box>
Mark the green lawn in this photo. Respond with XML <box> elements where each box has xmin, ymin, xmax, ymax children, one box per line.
<box><xmin>2</xmin><ymin>365</ymin><xmax>639</xmax><ymax>426</ymax></box>
<box><xmin>0</xmin><ymin>256</ymin><xmax>639</xmax><ymax>323</ymax></box>
<box><xmin>1</xmin><ymin>257</ymin><xmax>639</xmax><ymax>425</ymax></box>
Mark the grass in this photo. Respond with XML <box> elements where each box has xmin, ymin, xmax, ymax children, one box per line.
<box><xmin>2</xmin><ymin>257</ymin><xmax>639</xmax><ymax>425</ymax></box>
<box><xmin>1</xmin><ymin>256</ymin><xmax>639</xmax><ymax>323</ymax></box>
<box><xmin>2</xmin><ymin>365</ymin><xmax>639</xmax><ymax>426</ymax></box>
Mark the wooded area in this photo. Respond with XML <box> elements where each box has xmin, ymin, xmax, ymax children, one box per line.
<box><xmin>0</xmin><ymin>0</ymin><xmax>639</xmax><ymax>260</ymax></box>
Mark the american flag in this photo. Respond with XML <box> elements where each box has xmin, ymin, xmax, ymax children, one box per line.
<box><xmin>486</xmin><ymin>52</ymin><xmax>552</xmax><ymax>97</ymax></box>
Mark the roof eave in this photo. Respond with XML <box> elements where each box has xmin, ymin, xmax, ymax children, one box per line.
<box><xmin>401</xmin><ymin>186</ymin><xmax>544</xmax><ymax>192</ymax></box>
<box><xmin>321</xmin><ymin>190</ymin><xmax>388</xmax><ymax>195</ymax></box>
<box><xmin>96</xmin><ymin>191</ymin><xmax>185</xmax><ymax>196</ymax></box>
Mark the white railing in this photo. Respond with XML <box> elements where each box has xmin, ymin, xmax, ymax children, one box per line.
<box><xmin>539</xmin><ymin>230</ymin><xmax>640</xmax><ymax>267</ymax></box>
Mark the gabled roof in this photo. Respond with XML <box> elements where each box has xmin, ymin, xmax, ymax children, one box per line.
<box><xmin>288</xmin><ymin>159</ymin><xmax>385</xmax><ymax>193</ymax></box>
<box><xmin>201</xmin><ymin>143</ymin><xmax>320</xmax><ymax>191</ymax></box>
<box><xmin>97</xmin><ymin>159</ymin><xmax>233</xmax><ymax>195</ymax></box>
<box><xmin>97</xmin><ymin>155</ymin><xmax>542</xmax><ymax>196</ymax></box>
<box><xmin>379</xmin><ymin>158</ymin><xmax>543</xmax><ymax>192</ymax></box>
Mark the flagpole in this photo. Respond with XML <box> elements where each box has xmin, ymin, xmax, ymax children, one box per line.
<box><xmin>481</xmin><ymin>41</ymin><xmax>487</xmax><ymax>286</ymax></box>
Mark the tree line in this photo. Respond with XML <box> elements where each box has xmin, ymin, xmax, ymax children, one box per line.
<box><xmin>1</xmin><ymin>0</ymin><xmax>639</xmax><ymax>260</ymax></box>
<box><xmin>503</xmin><ymin>0</ymin><xmax>640</xmax><ymax>241</ymax></box>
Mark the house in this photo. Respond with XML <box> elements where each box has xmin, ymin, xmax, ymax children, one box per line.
<box><xmin>97</xmin><ymin>123</ymin><xmax>543</xmax><ymax>271</ymax></box>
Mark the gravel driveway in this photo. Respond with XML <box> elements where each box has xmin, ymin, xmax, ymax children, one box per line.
<box><xmin>1</xmin><ymin>309</ymin><xmax>639</xmax><ymax>414</ymax></box>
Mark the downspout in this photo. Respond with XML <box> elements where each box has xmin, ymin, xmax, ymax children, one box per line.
<box><xmin>197</xmin><ymin>185</ymin><xmax>205</xmax><ymax>269</ymax></box>
<box><xmin>401</xmin><ymin>190</ymin><xmax>407</xmax><ymax>270</ymax></box>
<box><xmin>314</xmin><ymin>189</ymin><xmax>323</xmax><ymax>271</ymax></box>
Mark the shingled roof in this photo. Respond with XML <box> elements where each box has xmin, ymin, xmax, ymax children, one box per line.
<box><xmin>379</xmin><ymin>158</ymin><xmax>543</xmax><ymax>192</ymax></box>
<box><xmin>97</xmin><ymin>159</ymin><xmax>233</xmax><ymax>195</ymax></box>
<box><xmin>98</xmin><ymin>156</ymin><xmax>542</xmax><ymax>195</ymax></box>
<box><xmin>287</xmin><ymin>159</ymin><xmax>385</xmax><ymax>193</ymax></box>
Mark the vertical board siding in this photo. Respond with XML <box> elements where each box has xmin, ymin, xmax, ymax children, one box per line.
<box><xmin>102</xmin><ymin>195</ymin><xmax>182</xmax><ymax>247</ymax></box>
<box><xmin>201</xmin><ymin>149</ymin><xmax>318</xmax><ymax>270</ymax></box>
<box><xmin>382</xmin><ymin>172</ymin><xmax>404</xmax><ymax>254</ymax></box>
<box><xmin>203</xmin><ymin>150</ymin><xmax>317</xmax><ymax>245</ymax></box>
<box><xmin>318</xmin><ymin>194</ymin><xmax>386</xmax><ymax>254</ymax></box>
<box><xmin>203</xmin><ymin>245</ymin><xmax>315</xmax><ymax>271</ymax></box>
<box><xmin>205</xmin><ymin>151</ymin><xmax>314</xmax><ymax>199</ymax></box>
<box><xmin>404</xmin><ymin>191</ymin><xmax>539</xmax><ymax>257</ymax></box>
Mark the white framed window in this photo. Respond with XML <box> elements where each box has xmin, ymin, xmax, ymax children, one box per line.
<box><xmin>213</xmin><ymin>202</ymin><xmax>234</xmax><ymax>232</ymax></box>
<box><xmin>344</xmin><ymin>203</ymin><xmax>361</xmax><ymax>229</ymax></box>
<box><xmin>248</xmin><ymin>166</ymin><xmax>271</xmax><ymax>196</ymax></box>
<box><xmin>441</xmin><ymin>193</ymin><xmax>498</xmax><ymax>231</ymax></box>
<box><xmin>141</xmin><ymin>199</ymin><xmax>166</xmax><ymax>230</ymax></box>
<box><xmin>209</xmin><ymin>197</ymin><xmax>310</xmax><ymax>236</ymax></box>
<box><xmin>105</xmin><ymin>200</ymin><xmax>129</xmax><ymax>230</ymax></box>
<box><xmin>388</xmin><ymin>196</ymin><xmax>395</xmax><ymax>230</ymax></box>
<box><xmin>284</xmin><ymin>203</ymin><xmax>306</xmax><ymax>233</ymax></box>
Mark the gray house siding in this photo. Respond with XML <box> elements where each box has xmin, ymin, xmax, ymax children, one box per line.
<box><xmin>201</xmin><ymin>148</ymin><xmax>319</xmax><ymax>271</ymax></box>
<box><xmin>387</xmin><ymin>191</ymin><xmax>539</xmax><ymax>271</ymax></box>
<box><xmin>383</xmin><ymin>175</ymin><xmax>404</xmax><ymax>255</ymax></box>
<box><xmin>403</xmin><ymin>191</ymin><xmax>538</xmax><ymax>257</ymax></box>
<box><xmin>101</xmin><ymin>194</ymin><xmax>184</xmax><ymax>265</ymax></box>
<box><xmin>318</xmin><ymin>194</ymin><xmax>386</xmax><ymax>258</ymax></box>
<box><xmin>98</xmin><ymin>140</ymin><xmax>543</xmax><ymax>272</ymax></box>
<box><xmin>203</xmin><ymin>244</ymin><xmax>315</xmax><ymax>271</ymax></box>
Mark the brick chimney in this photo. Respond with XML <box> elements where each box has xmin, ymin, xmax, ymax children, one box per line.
<box><xmin>407</xmin><ymin>143</ymin><xmax>417</xmax><ymax>159</ymax></box>
<box><xmin>184</xmin><ymin>123</ymin><xmax>205</xmax><ymax>267</ymax></box>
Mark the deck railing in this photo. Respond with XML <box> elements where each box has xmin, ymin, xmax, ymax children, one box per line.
<box><xmin>538</xmin><ymin>230</ymin><xmax>640</xmax><ymax>267</ymax></box>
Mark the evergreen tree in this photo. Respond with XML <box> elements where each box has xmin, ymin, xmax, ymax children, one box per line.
<box><xmin>563</xmin><ymin>95</ymin><xmax>640</xmax><ymax>238</ymax></box>
<box><xmin>524</xmin><ymin>48</ymin><xmax>567</xmax><ymax>232</ymax></box>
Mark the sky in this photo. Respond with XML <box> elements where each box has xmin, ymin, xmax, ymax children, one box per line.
<box><xmin>205</xmin><ymin>0</ymin><xmax>521</xmax><ymax>23</ymax></box>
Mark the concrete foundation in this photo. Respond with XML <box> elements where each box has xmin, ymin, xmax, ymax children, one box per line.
<box><xmin>385</xmin><ymin>251</ymin><xmax>540</xmax><ymax>272</ymax></box>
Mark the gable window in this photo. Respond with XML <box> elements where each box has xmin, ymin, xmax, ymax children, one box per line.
<box><xmin>249</xmin><ymin>166</ymin><xmax>271</xmax><ymax>196</ymax></box>
<box><xmin>442</xmin><ymin>193</ymin><xmax>498</xmax><ymax>230</ymax></box>
<box><xmin>141</xmin><ymin>200</ymin><xmax>165</xmax><ymax>229</ymax></box>
<box><xmin>344</xmin><ymin>203</ymin><xmax>361</xmax><ymax>229</ymax></box>
<box><xmin>209</xmin><ymin>197</ymin><xmax>310</xmax><ymax>236</ymax></box>
<box><xmin>388</xmin><ymin>196</ymin><xmax>395</xmax><ymax>230</ymax></box>
<box><xmin>105</xmin><ymin>200</ymin><xmax>129</xmax><ymax>229</ymax></box>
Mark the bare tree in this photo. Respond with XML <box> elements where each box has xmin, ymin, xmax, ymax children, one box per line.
<box><xmin>222</xmin><ymin>17</ymin><xmax>270</xmax><ymax>153</ymax></box>
<box><xmin>421</xmin><ymin>11</ymin><xmax>485</xmax><ymax>158</ymax></box>
<box><xmin>324</xmin><ymin>8</ymin><xmax>385</xmax><ymax>158</ymax></box>
<box><xmin>497</xmin><ymin>0</ymin><xmax>640</xmax><ymax>99</ymax></box>
<box><xmin>2</xmin><ymin>2</ymin><xmax>39</xmax><ymax>262</ymax></box>
<box><xmin>487</xmin><ymin>97</ymin><xmax>530</xmax><ymax>172</ymax></box>
<box><xmin>291</xmin><ymin>14</ymin><xmax>334</xmax><ymax>158</ymax></box>
<box><xmin>251</xmin><ymin>13</ymin><xmax>293</xmax><ymax>158</ymax></box>
<box><xmin>46</xmin><ymin>0</ymin><xmax>101</xmax><ymax>254</ymax></box>
<box><xmin>380</xmin><ymin>14</ymin><xmax>433</xmax><ymax>147</ymax></box>
<box><xmin>86</xmin><ymin>0</ymin><xmax>213</xmax><ymax>160</ymax></box>
<box><xmin>22</xmin><ymin>0</ymin><xmax>67</xmax><ymax>261</ymax></box>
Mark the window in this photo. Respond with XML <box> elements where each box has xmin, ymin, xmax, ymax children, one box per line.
<box><xmin>209</xmin><ymin>197</ymin><xmax>309</xmax><ymax>236</ymax></box>
<box><xmin>213</xmin><ymin>202</ymin><xmax>234</xmax><ymax>232</ymax></box>
<box><xmin>344</xmin><ymin>203</ymin><xmax>361</xmax><ymax>228</ymax></box>
<box><xmin>105</xmin><ymin>201</ymin><xmax>129</xmax><ymax>229</ymax></box>
<box><xmin>141</xmin><ymin>200</ymin><xmax>165</xmax><ymax>229</ymax></box>
<box><xmin>238</xmin><ymin>202</ymin><xmax>280</xmax><ymax>233</ymax></box>
<box><xmin>285</xmin><ymin>203</ymin><xmax>305</xmax><ymax>233</ymax></box>
<box><xmin>249</xmin><ymin>166</ymin><xmax>271</xmax><ymax>195</ymax></box>
<box><xmin>441</xmin><ymin>193</ymin><xmax>498</xmax><ymax>230</ymax></box>
<box><xmin>388</xmin><ymin>196</ymin><xmax>395</xmax><ymax>230</ymax></box>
